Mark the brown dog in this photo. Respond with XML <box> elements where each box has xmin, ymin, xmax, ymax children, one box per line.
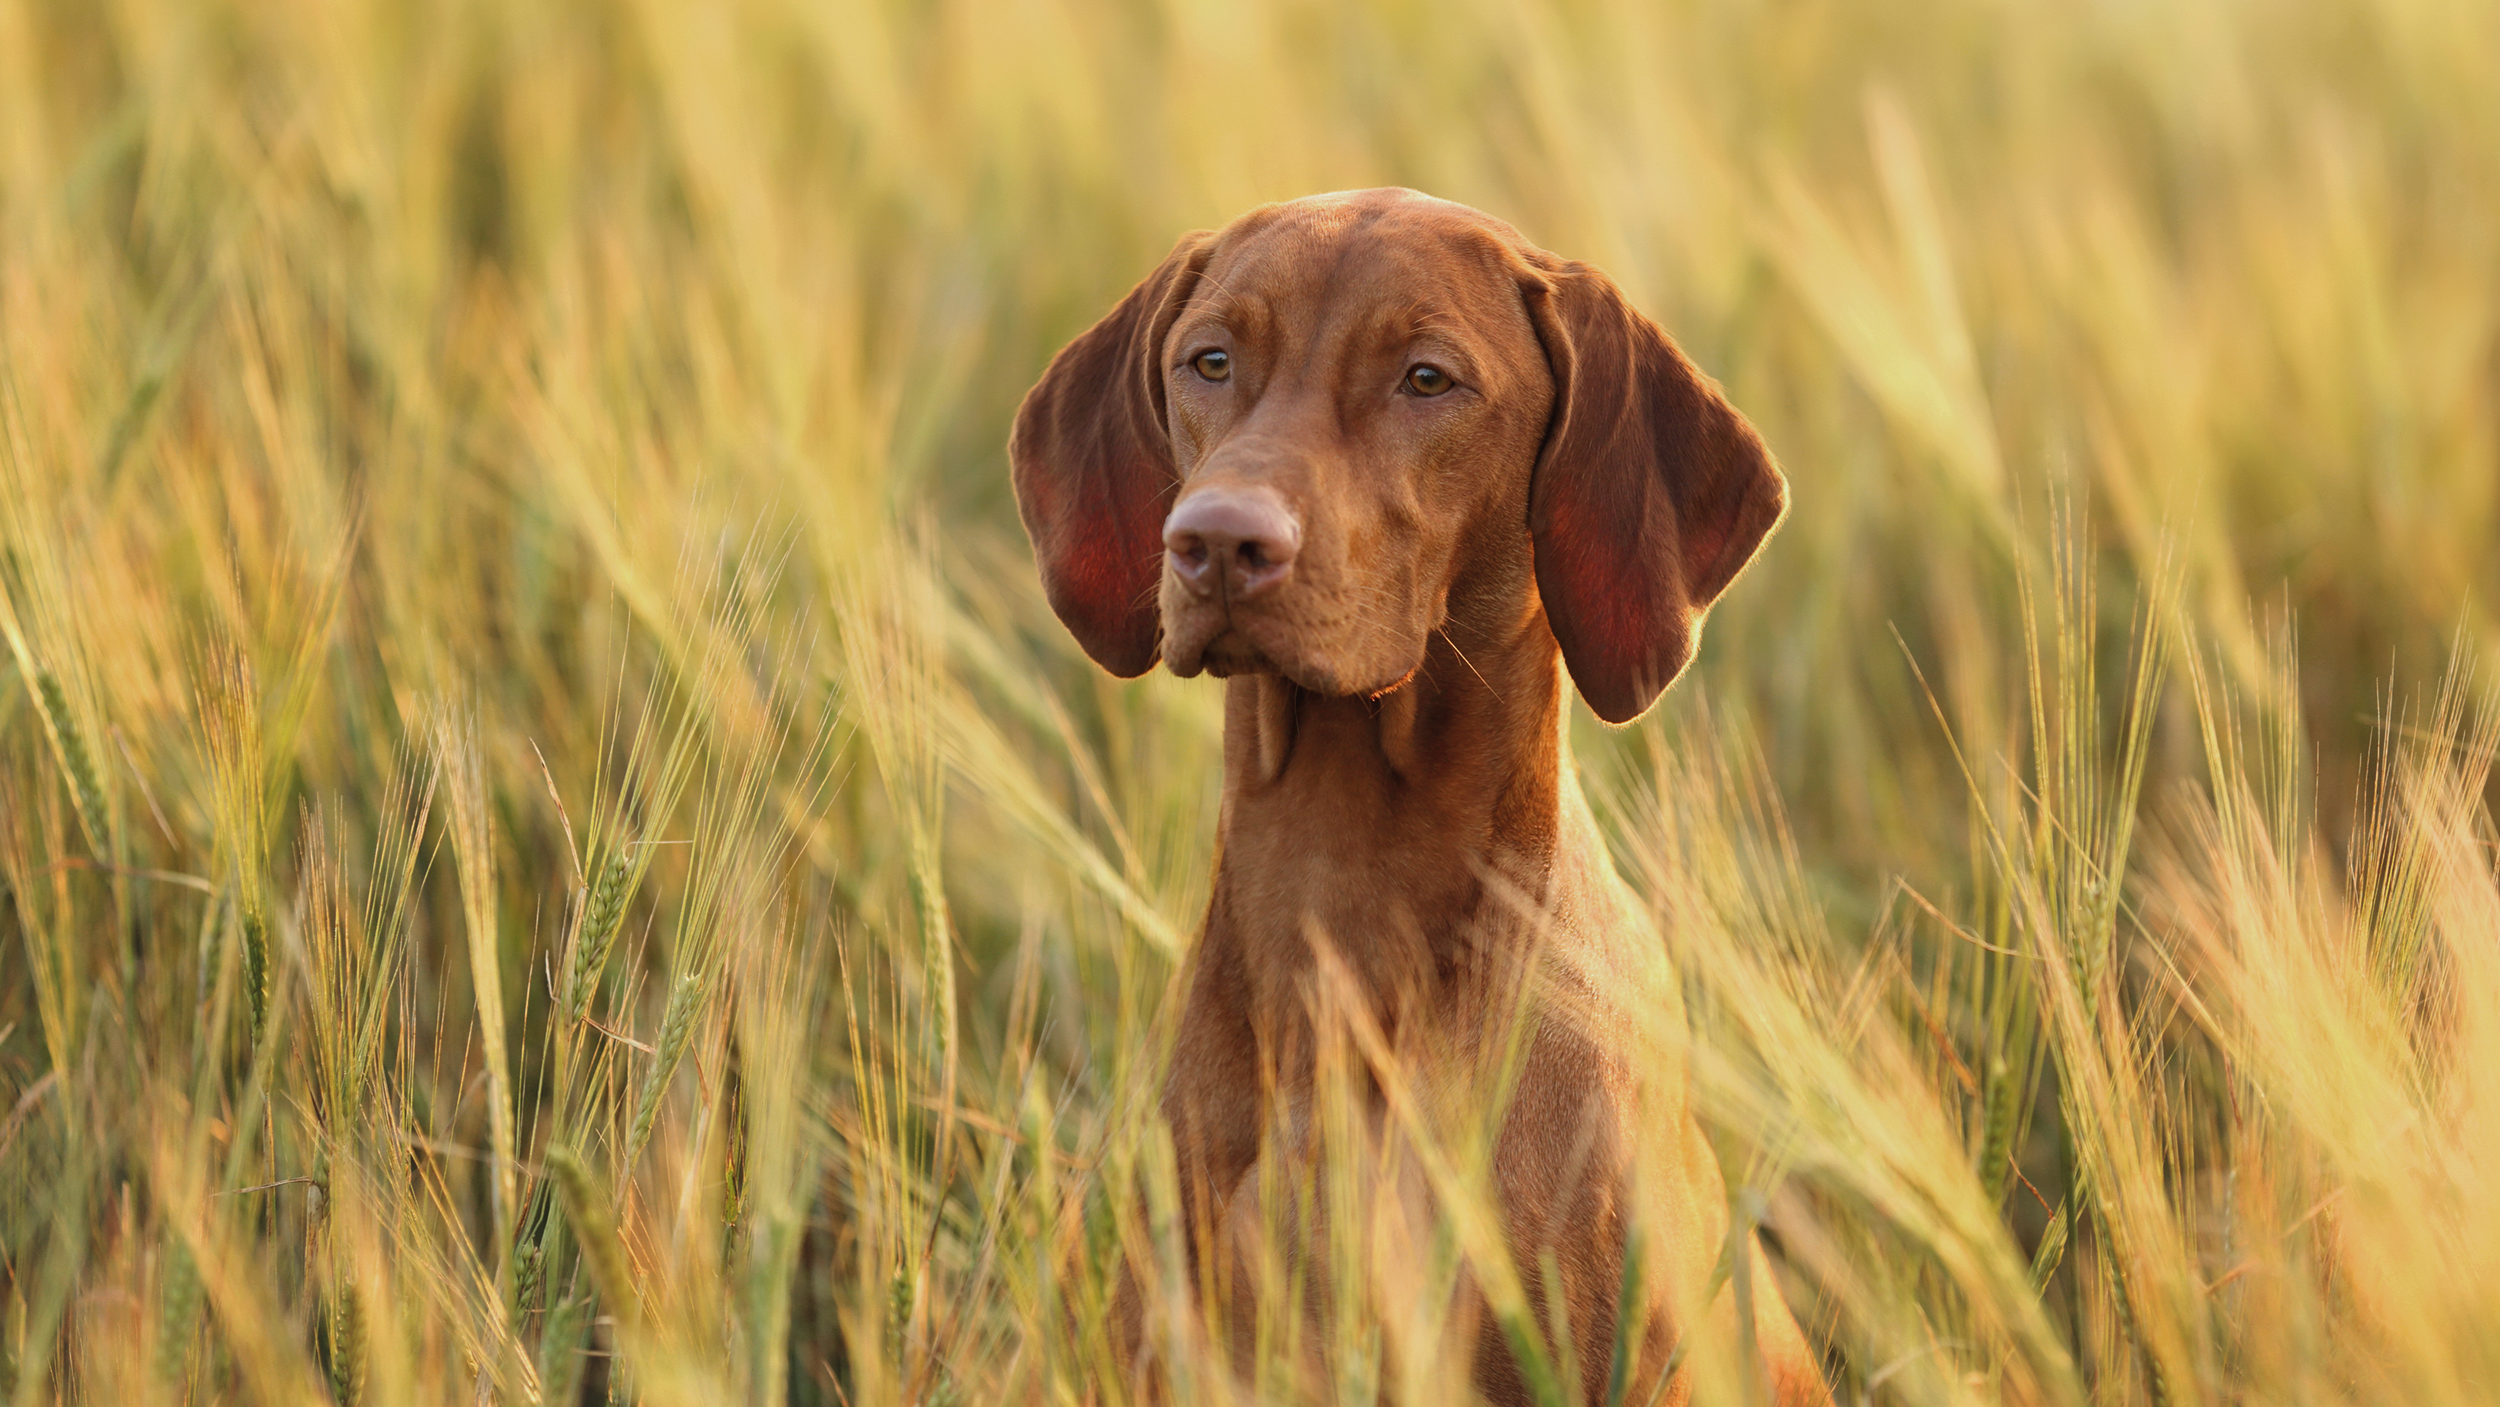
<box><xmin>1011</xmin><ymin>188</ymin><xmax>1825</xmax><ymax>1405</ymax></box>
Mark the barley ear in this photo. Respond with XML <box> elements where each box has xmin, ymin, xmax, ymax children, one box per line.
<box><xmin>329</xmin><ymin>1281</ymin><xmax>367</xmax><ymax>1406</ymax></box>
<box><xmin>545</xmin><ymin>1145</ymin><xmax>637</xmax><ymax>1334</ymax></box>
<box><xmin>626</xmin><ymin>971</ymin><xmax>705</xmax><ymax>1166</ymax></box>
<box><xmin>242</xmin><ymin>909</ymin><xmax>272</xmax><ymax>1046</ymax></box>
<box><xmin>2029</xmin><ymin>1202</ymin><xmax>2070</xmax><ymax>1291</ymax></box>
<box><xmin>536</xmin><ymin>1287</ymin><xmax>591</xmax><ymax>1407</ymax></box>
<box><xmin>156</xmin><ymin>1236</ymin><xmax>202</xmax><ymax>1387</ymax></box>
<box><xmin>31</xmin><ymin>669</ymin><xmax>109</xmax><ymax>855</ymax></box>
<box><xmin>1979</xmin><ymin>1054</ymin><xmax>2018</xmax><ymax>1200</ymax></box>
<box><xmin>566</xmin><ymin>846</ymin><xmax>636</xmax><ymax>1020</ymax></box>
<box><xmin>512</xmin><ymin>1231</ymin><xmax>544</xmax><ymax>1314</ymax></box>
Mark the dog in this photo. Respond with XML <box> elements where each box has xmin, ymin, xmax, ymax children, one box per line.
<box><xmin>1010</xmin><ymin>188</ymin><xmax>1826</xmax><ymax>1405</ymax></box>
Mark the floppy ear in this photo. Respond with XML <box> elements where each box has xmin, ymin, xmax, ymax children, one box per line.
<box><xmin>1521</xmin><ymin>256</ymin><xmax>1788</xmax><ymax>724</ymax></box>
<box><xmin>1009</xmin><ymin>233</ymin><xmax>1217</xmax><ymax>677</ymax></box>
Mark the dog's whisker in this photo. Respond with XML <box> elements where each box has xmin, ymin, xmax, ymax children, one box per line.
<box><xmin>1436</xmin><ymin>625</ymin><xmax>1500</xmax><ymax>701</ymax></box>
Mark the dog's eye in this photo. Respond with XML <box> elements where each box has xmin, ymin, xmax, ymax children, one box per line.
<box><xmin>1191</xmin><ymin>349</ymin><xmax>1231</xmax><ymax>382</ymax></box>
<box><xmin>1404</xmin><ymin>363</ymin><xmax>1454</xmax><ymax>396</ymax></box>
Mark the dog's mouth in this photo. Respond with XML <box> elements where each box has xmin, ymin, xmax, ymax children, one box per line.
<box><xmin>1163</xmin><ymin>616</ymin><xmax>1411</xmax><ymax>699</ymax></box>
<box><xmin>1191</xmin><ymin>627</ymin><xmax>1290</xmax><ymax>682</ymax></box>
<box><xmin>1162</xmin><ymin>616</ymin><xmax>1286</xmax><ymax>681</ymax></box>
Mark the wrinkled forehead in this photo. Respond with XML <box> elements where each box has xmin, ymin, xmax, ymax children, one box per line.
<box><xmin>1180</xmin><ymin>192</ymin><xmax>1538</xmax><ymax>353</ymax></box>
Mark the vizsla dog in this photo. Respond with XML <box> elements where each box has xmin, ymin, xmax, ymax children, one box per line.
<box><xmin>1011</xmin><ymin>188</ymin><xmax>1825</xmax><ymax>1405</ymax></box>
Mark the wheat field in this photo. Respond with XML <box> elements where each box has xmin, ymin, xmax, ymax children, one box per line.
<box><xmin>2</xmin><ymin>0</ymin><xmax>2497</xmax><ymax>1403</ymax></box>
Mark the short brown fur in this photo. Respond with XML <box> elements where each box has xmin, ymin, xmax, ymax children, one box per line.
<box><xmin>1011</xmin><ymin>188</ymin><xmax>1825</xmax><ymax>1405</ymax></box>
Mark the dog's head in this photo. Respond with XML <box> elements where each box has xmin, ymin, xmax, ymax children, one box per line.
<box><xmin>1010</xmin><ymin>188</ymin><xmax>1785</xmax><ymax>724</ymax></box>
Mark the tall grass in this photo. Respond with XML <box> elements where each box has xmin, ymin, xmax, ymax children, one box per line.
<box><xmin>1</xmin><ymin>0</ymin><xmax>2496</xmax><ymax>1402</ymax></box>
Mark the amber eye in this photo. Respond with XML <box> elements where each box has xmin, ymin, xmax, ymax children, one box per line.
<box><xmin>1192</xmin><ymin>349</ymin><xmax>1231</xmax><ymax>382</ymax></box>
<box><xmin>1404</xmin><ymin>363</ymin><xmax>1454</xmax><ymax>396</ymax></box>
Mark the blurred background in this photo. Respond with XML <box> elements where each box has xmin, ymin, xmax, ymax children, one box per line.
<box><xmin>2</xmin><ymin>0</ymin><xmax>2497</xmax><ymax>1403</ymax></box>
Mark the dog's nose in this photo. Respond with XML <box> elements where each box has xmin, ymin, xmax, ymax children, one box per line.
<box><xmin>1164</xmin><ymin>489</ymin><xmax>1301</xmax><ymax>601</ymax></box>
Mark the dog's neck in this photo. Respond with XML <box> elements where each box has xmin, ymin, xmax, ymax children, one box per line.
<box><xmin>1208</xmin><ymin>590</ymin><xmax>1616</xmax><ymax>1024</ymax></box>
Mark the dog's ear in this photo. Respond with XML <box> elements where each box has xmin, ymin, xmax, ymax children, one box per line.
<box><xmin>1009</xmin><ymin>232</ymin><xmax>1217</xmax><ymax>677</ymax></box>
<box><xmin>1520</xmin><ymin>255</ymin><xmax>1787</xmax><ymax>724</ymax></box>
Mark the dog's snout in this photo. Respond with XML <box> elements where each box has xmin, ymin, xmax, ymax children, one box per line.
<box><xmin>1164</xmin><ymin>489</ymin><xmax>1301</xmax><ymax>601</ymax></box>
